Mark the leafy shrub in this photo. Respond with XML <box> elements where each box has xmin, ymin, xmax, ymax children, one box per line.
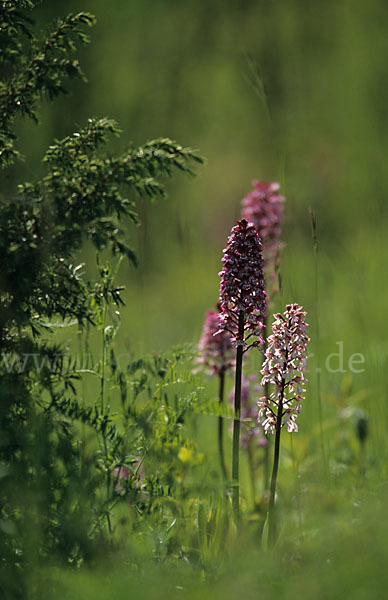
<box><xmin>0</xmin><ymin>2</ymin><xmax>203</xmax><ymax>594</ymax></box>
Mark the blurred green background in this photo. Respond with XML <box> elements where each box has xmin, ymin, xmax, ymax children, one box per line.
<box><xmin>15</xmin><ymin>0</ymin><xmax>386</xmax><ymax>426</ymax></box>
<box><xmin>9</xmin><ymin>1</ymin><xmax>388</xmax><ymax>594</ymax></box>
<box><xmin>11</xmin><ymin>0</ymin><xmax>388</xmax><ymax>460</ymax></box>
<box><xmin>8</xmin><ymin>0</ymin><xmax>388</xmax><ymax>472</ymax></box>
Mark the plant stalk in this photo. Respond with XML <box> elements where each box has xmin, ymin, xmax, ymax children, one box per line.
<box><xmin>232</xmin><ymin>310</ymin><xmax>245</xmax><ymax>522</ymax></box>
<box><xmin>263</xmin><ymin>394</ymin><xmax>270</xmax><ymax>490</ymax></box>
<box><xmin>309</xmin><ymin>208</ymin><xmax>326</xmax><ymax>471</ymax></box>
<box><xmin>247</xmin><ymin>441</ymin><xmax>256</xmax><ymax>506</ymax></box>
<box><xmin>218</xmin><ymin>366</ymin><xmax>228</xmax><ymax>480</ymax></box>
<box><xmin>100</xmin><ymin>302</ymin><xmax>112</xmax><ymax>534</ymax></box>
<box><xmin>268</xmin><ymin>379</ymin><xmax>285</xmax><ymax>546</ymax></box>
<box><xmin>262</xmin><ymin>315</ymin><xmax>270</xmax><ymax>491</ymax></box>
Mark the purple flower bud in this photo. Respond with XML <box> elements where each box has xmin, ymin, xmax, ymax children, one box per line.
<box><xmin>258</xmin><ymin>304</ymin><xmax>309</xmax><ymax>435</ymax></box>
<box><xmin>218</xmin><ymin>219</ymin><xmax>266</xmax><ymax>349</ymax></box>
<box><xmin>196</xmin><ymin>308</ymin><xmax>235</xmax><ymax>375</ymax></box>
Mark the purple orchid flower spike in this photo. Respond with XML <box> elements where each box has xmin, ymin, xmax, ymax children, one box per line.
<box><xmin>241</xmin><ymin>180</ymin><xmax>285</xmax><ymax>269</ymax></box>
<box><xmin>218</xmin><ymin>218</ymin><xmax>266</xmax><ymax>521</ymax></box>
<box><xmin>218</xmin><ymin>219</ymin><xmax>266</xmax><ymax>350</ymax></box>
<box><xmin>197</xmin><ymin>308</ymin><xmax>235</xmax><ymax>376</ymax></box>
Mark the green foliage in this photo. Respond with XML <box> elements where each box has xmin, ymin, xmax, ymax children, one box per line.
<box><xmin>0</xmin><ymin>2</ymin><xmax>203</xmax><ymax>594</ymax></box>
<box><xmin>1</xmin><ymin>119</ymin><xmax>202</xmax><ymax>339</ymax></box>
<box><xmin>0</xmin><ymin>6</ymin><xmax>95</xmax><ymax>166</ymax></box>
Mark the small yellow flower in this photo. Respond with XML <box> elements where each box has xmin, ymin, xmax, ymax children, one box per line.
<box><xmin>178</xmin><ymin>447</ymin><xmax>194</xmax><ymax>463</ymax></box>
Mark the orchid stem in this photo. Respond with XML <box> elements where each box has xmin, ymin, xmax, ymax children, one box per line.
<box><xmin>268</xmin><ymin>379</ymin><xmax>285</xmax><ymax>547</ymax></box>
<box><xmin>261</xmin><ymin>315</ymin><xmax>271</xmax><ymax>492</ymax></box>
<box><xmin>218</xmin><ymin>366</ymin><xmax>228</xmax><ymax>480</ymax></box>
<box><xmin>232</xmin><ymin>310</ymin><xmax>245</xmax><ymax>523</ymax></box>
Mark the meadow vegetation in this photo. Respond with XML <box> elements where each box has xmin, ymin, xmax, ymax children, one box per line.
<box><xmin>1</xmin><ymin>1</ymin><xmax>388</xmax><ymax>598</ymax></box>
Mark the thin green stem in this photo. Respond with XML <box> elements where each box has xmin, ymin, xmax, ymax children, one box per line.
<box><xmin>268</xmin><ymin>379</ymin><xmax>285</xmax><ymax>547</ymax></box>
<box><xmin>232</xmin><ymin>310</ymin><xmax>245</xmax><ymax>523</ymax></box>
<box><xmin>247</xmin><ymin>441</ymin><xmax>256</xmax><ymax>506</ymax></box>
<box><xmin>100</xmin><ymin>304</ymin><xmax>107</xmax><ymax>413</ymax></box>
<box><xmin>263</xmin><ymin>419</ymin><xmax>270</xmax><ymax>491</ymax></box>
<box><xmin>309</xmin><ymin>208</ymin><xmax>326</xmax><ymax>471</ymax></box>
<box><xmin>218</xmin><ymin>367</ymin><xmax>228</xmax><ymax>480</ymax></box>
<box><xmin>262</xmin><ymin>316</ymin><xmax>270</xmax><ymax>492</ymax></box>
<box><xmin>100</xmin><ymin>301</ymin><xmax>112</xmax><ymax>534</ymax></box>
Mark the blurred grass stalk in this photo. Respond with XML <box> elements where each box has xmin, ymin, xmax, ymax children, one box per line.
<box><xmin>309</xmin><ymin>207</ymin><xmax>327</xmax><ymax>473</ymax></box>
